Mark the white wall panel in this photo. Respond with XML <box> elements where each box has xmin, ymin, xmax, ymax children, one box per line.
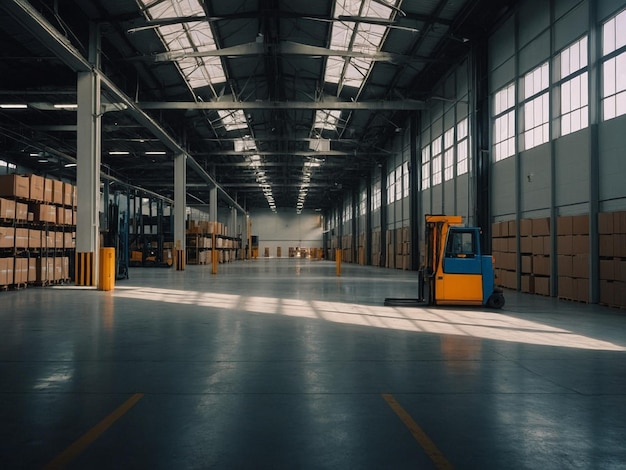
<box><xmin>520</xmin><ymin>145</ymin><xmax>552</xmax><ymax>214</ymax></box>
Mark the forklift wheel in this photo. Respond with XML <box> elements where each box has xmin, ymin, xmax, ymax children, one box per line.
<box><xmin>487</xmin><ymin>293</ymin><xmax>505</xmax><ymax>309</ymax></box>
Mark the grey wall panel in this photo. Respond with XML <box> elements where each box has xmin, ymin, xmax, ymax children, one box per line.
<box><xmin>520</xmin><ymin>145</ymin><xmax>552</xmax><ymax>213</ymax></box>
<box><xmin>444</xmin><ymin>180</ymin><xmax>455</xmax><ymax>214</ymax></box>
<box><xmin>554</xmin><ymin>0</ymin><xmax>588</xmax><ymax>51</ymax></box>
<box><xmin>555</xmin><ymin>0</ymin><xmax>586</xmax><ymax>21</ymax></box>
<box><xmin>598</xmin><ymin>0</ymin><xmax>626</xmax><ymax>21</ymax></box>
<box><xmin>489</xmin><ymin>15</ymin><xmax>516</xmax><ymax>70</ymax></box>
<box><xmin>519</xmin><ymin>0</ymin><xmax>550</xmax><ymax>48</ymax></box>
<box><xmin>431</xmin><ymin>185</ymin><xmax>443</xmax><ymax>213</ymax></box>
<box><xmin>457</xmin><ymin>60</ymin><xmax>469</xmax><ymax>96</ymax></box>
<box><xmin>492</xmin><ymin>157</ymin><xmax>517</xmax><ymax>217</ymax></box>
<box><xmin>599</xmin><ymin>115</ymin><xmax>626</xmax><ymax>207</ymax></box>
<box><xmin>490</xmin><ymin>57</ymin><xmax>516</xmax><ymax>93</ymax></box>
<box><xmin>421</xmin><ymin>190</ymin><xmax>431</xmax><ymax>216</ymax></box>
<box><xmin>519</xmin><ymin>30</ymin><xmax>550</xmax><ymax>75</ymax></box>
<box><xmin>250</xmin><ymin>209</ymin><xmax>322</xmax><ymax>255</ymax></box>
<box><xmin>554</xmin><ymin>130</ymin><xmax>590</xmax><ymax>207</ymax></box>
<box><xmin>456</xmin><ymin>175</ymin><xmax>470</xmax><ymax>219</ymax></box>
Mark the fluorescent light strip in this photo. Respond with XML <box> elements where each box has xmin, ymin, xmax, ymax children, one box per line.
<box><xmin>0</xmin><ymin>104</ymin><xmax>27</xmax><ymax>109</ymax></box>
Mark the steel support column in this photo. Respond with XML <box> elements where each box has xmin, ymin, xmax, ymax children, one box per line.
<box><xmin>174</xmin><ymin>153</ymin><xmax>187</xmax><ymax>269</ymax></box>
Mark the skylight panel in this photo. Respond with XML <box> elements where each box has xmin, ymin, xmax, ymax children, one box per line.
<box><xmin>314</xmin><ymin>110</ymin><xmax>342</xmax><ymax>131</ymax></box>
<box><xmin>218</xmin><ymin>110</ymin><xmax>248</xmax><ymax>131</ymax></box>
<box><xmin>324</xmin><ymin>0</ymin><xmax>396</xmax><ymax>89</ymax></box>
<box><xmin>137</xmin><ymin>0</ymin><xmax>226</xmax><ymax>89</ymax></box>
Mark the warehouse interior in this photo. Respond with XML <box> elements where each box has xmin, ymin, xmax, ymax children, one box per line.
<box><xmin>1</xmin><ymin>0</ymin><xmax>626</xmax><ymax>468</ymax></box>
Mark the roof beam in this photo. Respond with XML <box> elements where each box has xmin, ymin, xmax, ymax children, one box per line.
<box><xmin>139</xmin><ymin>99</ymin><xmax>425</xmax><ymax>111</ymax></box>
<box><xmin>0</xmin><ymin>0</ymin><xmax>246</xmax><ymax>215</ymax></box>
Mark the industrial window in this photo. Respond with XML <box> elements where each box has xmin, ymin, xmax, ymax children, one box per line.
<box><xmin>402</xmin><ymin>162</ymin><xmax>409</xmax><ymax>198</ymax></box>
<box><xmin>431</xmin><ymin>135</ymin><xmax>443</xmax><ymax>186</ymax></box>
<box><xmin>343</xmin><ymin>200</ymin><xmax>352</xmax><ymax>222</ymax></box>
<box><xmin>522</xmin><ymin>62</ymin><xmax>549</xmax><ymax>150</ymax></box>
<box><xmin>421</xmin><ymin>145</ymin><xmax>431</xmax><ymax>189</ymax></box>
<box><xmin>456</xmin><ymin>117</ymin><xmax>469</xmax><ymax>175</ymax></box>
<box><xmin>394</xmin><ymin>165</ymin><xmax>402</xmax><ymax>201</ymax></box>
<box><xmin>359</xmin><ymin>189</ymin><xmax>367</xmax><ymax>216</ymax></box>
<box><xmin>0</xmin><ymin>160</ymin><xmax>16</xmax><ymax>171</ymax></box>
<box><xmin>559</xmin><ymin>36</ymin><xmax>589</xmax><ymax>136</ymax></box>
<box><xmin>443</xmin><ymin>128</ymin><xmax>454</xmax><ymax>181</ymax></box>
<box><xmin>387</xmin><ymin>169</ymin><xmax>396</xmax><ymax>203</ymax></box>
<box><xmin>493</xmin><ymin>83</ymin><xmax>515</xmax><ymax>161</ymax></box>
<box><xmin>371</xmin><ymin>181</ymin><xmax>381</xmax><ymax>211</ymax></box>
<box><xmin>602</xmin><ymin>9</ymin><xmax>626</xmax><ymax>121</ymax></box>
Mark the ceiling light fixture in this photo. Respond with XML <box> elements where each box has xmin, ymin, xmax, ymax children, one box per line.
<box><xmin>109</xmin><ymin>151</ymin><xmax>130</xmax><ymax>155</ymax></box>
<box><xmin>0</xmin><ymin>104</ymin><xmax>27</xmax><ymax>109</ymax></box>
<box><xmin>53</xmin><ymin>104</ymin><xmax>78</xmax><ymax>109</ymax></box>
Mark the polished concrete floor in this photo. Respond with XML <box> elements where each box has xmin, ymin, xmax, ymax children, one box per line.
<box><xmin>1</xmin><ymin>258</ymin><xmax>625</xmax><ymax>469</ymax></box>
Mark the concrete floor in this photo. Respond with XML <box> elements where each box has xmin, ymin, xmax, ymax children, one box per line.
<box><xmin>1</xmin><ymin>258</ymin><xmax>625</xmax><ymax>469</ymax></box>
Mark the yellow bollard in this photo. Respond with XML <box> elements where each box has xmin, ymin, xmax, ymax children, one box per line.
<box><xmin>98</xmin><ymin>247</ymin><xmax>115</xmax><ymax>291</ymax></box>
<box><xmin>335</xmin><ymin>248</ymin><xmax>341</xmax><ymax>276</ymax></box>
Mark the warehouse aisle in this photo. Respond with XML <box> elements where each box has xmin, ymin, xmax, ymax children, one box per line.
<box><xmin>1</xmin><ymin>258</ymin><xmax>625</xmax><ymax>469</ymax></box>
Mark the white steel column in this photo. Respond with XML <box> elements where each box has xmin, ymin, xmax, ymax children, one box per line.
<box><xmin>174</xmin><ymin>153</ymin><xmax>187</xmax><ymax>269</ymax></box>
<box><xmin>75</xmin><ymin>24</ymin><xmax>101</xmax><ymax>286</ymax></box>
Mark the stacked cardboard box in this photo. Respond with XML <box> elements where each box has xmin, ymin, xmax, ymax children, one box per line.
<box><xmin>385</xmin><ymin>229</ymin><xmax>395</xmax><ymax>268</ymax></box>
<box><xmin>556</xmin><ymin>214</ymin><xmax>589</xmax><ymax>302</ymax></box>
<box><xmin>491</xmin><ymin>219</ymin><xmax>517</xmax><ymax>290</ymax></box>
<box><xmin>358</xmin><ymin>233</ymin><xmax>366</xmax><ymax>266</ymax></box>
<box><xmin>598</xmin><ymin>210</ymin><xmax>626</xmax><ymax>308</ymax></box>
<box><xmin>371</xmin><ymin>230</ymin><xmax>381</xmax><ymax>267</ymax></box>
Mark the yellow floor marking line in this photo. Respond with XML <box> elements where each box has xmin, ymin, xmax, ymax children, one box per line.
<box><xmin>44</xmin><ymin>393</ymin><xmax>144</xmax><ymax>469</ymax></box>
<box><xmin>382</xmin><ymin>393</ymin><xmax>454</xmax><ymax>470</ymax></box>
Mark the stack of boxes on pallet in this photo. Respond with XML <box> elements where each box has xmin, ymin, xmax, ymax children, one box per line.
<box><xmin>598</xmin><ymin>211</ymin><xmax>626</xmax><ymax>308</ymax></box>
<box><xmin>0</xmin><ymin>174</ymin><xmax>76</xmax><ymax>288</ymax></box>
<box><xmin>186</xmin><ymin>220</ymin><xmax>238</xmax><ymax>264</ymax></box>
<box><xmin>491</xmin><ymin>220</ymin><xmax>517</xmax><ymax>290</ymax></box>
<box><xmin>357</xmin><ymin>233</ymin><xmax>366</xmax><ymax>265</ymax></box>
<box><xmin>371</xmin><ymin>230</ymin><xmax>381</xmax><ymax>267</ymax></box>
<box><xmin>492</xmin><ymin>218</ymin><xmax>551</xmax><ymax>295</ymax></box>
<box><xmin>557</xmin><ymin>215</ymin><xmax>590</xmax><ymax>303</ymax></box>
<box><xmin>341</xmin><ymin>234</ymin><xmax>353</xmax><ymax>263</ymax></box>
<box><xmin>395</xmin><ymin>227</ymin><xmax>411</xmax><ymax>271</ymax></box>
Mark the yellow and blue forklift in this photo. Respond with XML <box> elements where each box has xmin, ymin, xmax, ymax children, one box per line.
<box><xmin>385</xmin><ymin>215</ymin><xmax>505</xmax><ymax>309</ymax></box>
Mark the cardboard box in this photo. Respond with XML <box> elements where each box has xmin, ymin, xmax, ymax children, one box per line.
<box><xmin>16</xmin><ymin>202</ymin><xmax>28</xmax><ymax>220</ymax></box>
<box><xmin>27</xmin><ymin>175</ymin><xmax>44</xmax><ymax>201</ymax></box>
<box><xmin>520</xmin><ymin>219</ymin><xmax>532</xmax><ymax>236</ymax></box>
<box><xmin>532</xmin><ymin>236</ymin><xmax>545</xmax><ymax>255</ymax></box>
<box><xmin>572</xmin><ymin>214</ymin><xmax>589</xmax><ymax>235</ymax></box>
<box><xmin>576</xmin><ymin>278</ymin><xmax>590</xmax><ymax>302</ymax></box>
<box><xmin>0</xmin><ymin>175</ymin><xmax>29</xmax><ymax>199</ymax></box>
<box><xmin>598</xmin><ymin>212</ymin><xmax>614</xmax><ymax>234</ymax></box>
<box><xmin>599</xmin><ymin>234</ymin><xmax>614</xmax><ymax>257</ymax></box>
<box><xmin>492</xmin><ymin>222</ymin><xmax>501</xmax><ymax>238</ymax></box>
<box><xmin>557</xmin><ymin>216</ymin><xmax>573</xmax><ymax>235</ymax></box>
<box><xmin>532</xmin><ymin>218</ymin><xmax>550</xmax><ymax>236</ymax></box>
<box><xmin>28</xmin><ymin>258</ymin><xmax>37</xmax><ymax>283</ymax></box>
<box><xmin>521</xmin><ymin>274</ymin><xmax>535</xmax><ymax>293</ymax></box>
<box><xmin>520</xmin><ymin>236</ymin><xmax>533</xmax><ymax>254</ymax></box>
<box><xmin>521</xmin><ymin>255</ymin><xmax>533</xmax><ymax>274</ymax></box>
<box><xmin>63</xmin><ymin>183</ymin><xmax>74</xmax><ymax>206</ymax></box>
<box><xmin>558</xmin><ymin>235</ymin><xmax>573</xmax><ymax>256</ymax></box>
<box><xmin>617</xmin><ymin>260</ymin><xmax>626</xmax><ymax>283</ymax></box>
<box><xmin>508</xmin><ymin>220</ymin><xmax>517</xmax><ymax>237</ymax></box>
<box><xmin>599</xmin><ymin>280</ymin><xmax>614</xmax><ymax>306</ymax></box>
<box><xmin>14</xmin><ymin>228</ymin><xmax>28</xmax><ymax>249</ymax></box>
<box><xmin>0</xmin><ymin>257</ymin><xmax>14</xmax><ymax>285</ymax></box>
<box><xmin>572</xmin><ymin>235</ymin><xmax>589</xmax><ymax>255</ymax></box>
<box><xmin>533</xmin><ymin>255</ymin><xmax>551</xmax><ymax>276</ymax></box>
<box><xmin>558</xmin><ymin>255</ymin><xmax>573</xmax><ymax>277</ymax></box>
<box><xmin>0</xmin><ymin>197</ymin><xmax>15</xmax><ymax>219</ymax></box>
<box><xmin>0</xmin><ymin>227</ymin><xmax>15</xmax><ymax>248</ymax></box>
<box><xmin>55</xmin><ymin>231</ymin><xmax>63</xmax><ymax>247</ymax></box>
<box><xmin>507</xmin><ymin>237</ymin><xmax>516</xmax><ymax>253</ymax></box>
<box><xmin>535</xmin><ymin>276</ymin><xmax>550</xmax><ymax>295</ymax></box>
<box><xmin>500</xmin><ymin>221</ymin><xmax>510</xmax><ymax>237</ymax></box>
<box><xmin>29</xmin><ymin>229</ymin><xmax>41</xmax><ymax>249</ymax></box>
<box><xmin>13</xmin><ymin>257</ymin><xmax>28</xmax><ymax>284</ymax></box>
<box><xmin>36</xmin><ymin>257</ymin><xmax>50</xmax><ymax>282</ymax></box>
<box><xmin>52</xmin><ymin>180</ymin><xmax>64</xmax><ymax>205</ymax></box>
<box><xmin>558</xmin><ymin>276</ymin><xmax>574</xmax><ymax>299</ymax></box>
<box><xmin>615</xmin><ymin>234</ymin><xmax>626</xmax><ymax>258</ymax></box>
<box><xmin>43</xmin><ymin>178</ymin><xmax>53</xmax><ymax>203</ymax></box>
<box><xmin>572</xmin><ymin>254</ymin><xmax>589</xmax><ymax>279</ymax></box>
<box><xmin>599</xmin><ymin>259</ymin><xmax>615</xmax><ymax>281</ymax></box>
<box><xmin>613</xmin><ymin>211</ymin><xmax>626</xmax><ymax>233</ymax></box>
